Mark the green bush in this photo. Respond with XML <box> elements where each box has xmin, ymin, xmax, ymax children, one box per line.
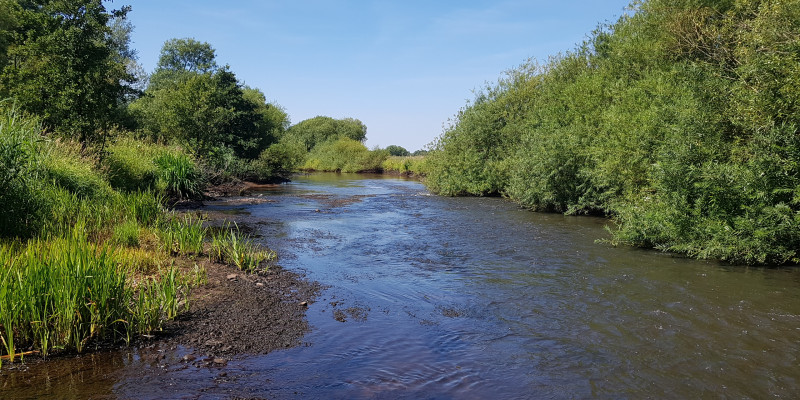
<box><xmin>425</xmin><ymin>0</ymin><xmax>800</xmax><ymax>264</ymax></box>
<box><xmin>301</xmin><ymin>137</ymin><xmax>388</xmax><ymax>173</ymax></box>
<box><xmin>250</xmin><ymin>140</ymin><xmax>306</xmax><ymax>179</ymax></box>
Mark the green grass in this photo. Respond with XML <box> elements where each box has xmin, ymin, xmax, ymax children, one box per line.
<box><xmin>158</xmin><ymin>213</ymin><xmax>207</xmax><ymax>256</ymax></box>
<box><xmin>301</xmin><ymin>137</ymin><xmax>388</xmax><ymax>173</ymax></box>
<box><xmin>210</xmin><ymin>223</ymin><xmax>276</xmax><ymax>272</ymax></box>
<box><xmin>0</xmin><ymin>229</ymin><xmax>192</xmax><ymax>363</ymax></box>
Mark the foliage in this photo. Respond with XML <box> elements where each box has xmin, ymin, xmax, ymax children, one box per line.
<box><xmin>0</xmin><ymin>0</ymin><xmax>135</xmax><ymax>143</ymax></box>
<box><xmin>382</xmin><ymin>156</ymin><xmax>428</xmax><ymax>176</ymax></box>
<box><xmin>425</xmin><ymin>0</ymin><xmax>800</xmax><ymax>264</ymax></box>
<box><xmin>131</xmin><ymin>39</ymin><xmax>278</xmax><ymax>160</ymax></box>
<box><xmin>0</xmin><ymin>102</ymin><xmax>47</xmax><ymax>237</ymax></box>
<box><xmin>385</xmin><ymin>145</ymin><xmax>410</xmax><ymax>156</ymax></box>
<box><xmin>301</xmin><ymin>137</ymin><xmax>388</xmax><ymax>173</ymax></box>
<box><xmin>250</xmin><ymin>139</ymin><xmax>306</xmax><ymax>180</ymax></box>
<box><xmin>156</xmin><ymin>38</ymin><xmax>217</xmax><ymax>74</ymax></box>
<box><xmin>285</xmin><ymin>116</ymin><xmax>367</xmax><ymax>151</ymax></box>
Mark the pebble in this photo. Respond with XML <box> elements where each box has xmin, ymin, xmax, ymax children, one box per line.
<box><xmin>213</xmin><ymin>357</ymin><xmax>227</xmax><ymax>365</ymax></box>
<box><xmin>182</xmin><ymin>354</ymin><xmax>196</xmax><ymax>362</ymax></box>
<box><xmin>300</xmin><ymin>301</ymin><xmax>308</xmax><ymax>307</ymax></box>
<box><xmin>226</xmin><ymin>274</ymin><xmax>238</xmax><ymax>280</ymax></box>
<box><xmin>255</xmin><ymin>282</ymin><xmax>265</xmax><ymax>287</ymax></box>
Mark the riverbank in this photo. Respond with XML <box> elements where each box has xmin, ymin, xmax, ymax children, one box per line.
<box><xmin>0</xmin><ymin>202</ymin><xmax>320</xmax><ymax>373</ymax></box>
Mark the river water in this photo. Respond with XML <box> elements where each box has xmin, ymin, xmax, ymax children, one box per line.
<box><xmin>3</xmin><ymin>173</ymin><xmax>800</xmax><ymax>399</ymax></box>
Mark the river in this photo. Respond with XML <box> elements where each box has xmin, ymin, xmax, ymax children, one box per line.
<box><xmin>3</xmin><ymin>173</ymin><xmax>800</xmax><ymax>399</ymax></box>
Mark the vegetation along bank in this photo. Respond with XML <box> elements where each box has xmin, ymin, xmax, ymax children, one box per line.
<box><xmin>425</xmin><ymin>0</ymin><xmax>800</xmax><ymax>265</ymax></box>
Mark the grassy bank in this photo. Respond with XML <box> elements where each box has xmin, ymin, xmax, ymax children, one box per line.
<box><xmin>0</xmin><ymin>105</ymin><xmax>273</xmax><ymax>365</ymax></box>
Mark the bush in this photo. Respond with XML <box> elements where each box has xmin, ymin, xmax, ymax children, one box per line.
<box><xmin>301</xmin><ymin>137</ymin><xmax>388</xmax><ymax>173</ymax></box>
<box><xmin>249</xmin><ymin>140</ymin><xmax>306</xmax><ymax>180</ymax></box>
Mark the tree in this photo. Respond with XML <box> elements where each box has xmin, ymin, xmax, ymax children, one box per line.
<box><xmin>0</xmin><ymin>0</ymin><xmax>134</xmax><ymax>143</ymax></box>
<box><xmin>385</xmin><ymin>145</ymin><xmax>410</xmax><ymax>156</ymax></box>
<box><xmin>132</xmin><ymin>38</ymin><xmax>279</xmax><ymax>159</ymax></box>
<box><xmin>285</xmin><ymin>116</ymin><xmax>367</xmax><ymax>151</ymax></box>
<box><xmin>156</xmin><ymin>38</ymin><xmax>217</xmax><ymax>74</ymax></box>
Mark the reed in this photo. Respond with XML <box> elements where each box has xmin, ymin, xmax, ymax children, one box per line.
<box><xmin>158</xmin><ymin>213</ymin><xmax>207</xmax><ymax>256</ymax></box>
<box><xmin>0</xmin><ymin>228</ymin><xmax>191</xmax><ymax>364</ymax></box>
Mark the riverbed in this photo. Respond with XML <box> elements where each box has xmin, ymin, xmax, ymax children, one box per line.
<box><xmin>3</xmin><ymin>173</ymin><xmax>800</xmax><ymax>399</ymax></box>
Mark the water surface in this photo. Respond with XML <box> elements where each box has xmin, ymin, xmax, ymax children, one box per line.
<box><xmin>4</xmin><ymin>173</ymin><xmax>800</xmax><ymax>399</ymax></box>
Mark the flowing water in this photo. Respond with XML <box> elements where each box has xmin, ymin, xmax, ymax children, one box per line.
<box><xmin>3</xmin><ymin>173</ymin><xmax>800</xmax><ymax>399</ymax></box>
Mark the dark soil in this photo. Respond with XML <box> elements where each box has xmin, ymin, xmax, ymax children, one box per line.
<box><xmin>163</xmin><ymin>260</ymin><xmax>322</xmax><ymax>358</ymax></box>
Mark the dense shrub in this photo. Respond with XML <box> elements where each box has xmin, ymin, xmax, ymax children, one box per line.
<box><xmin>301</xmin><ymin>137</ymin><xmax>388</xmax><ymax>173</ymax></box>
<box><xmin>425</xmin><ymin>0</ymin><xmax>800</xmax><ymax>264</ymax></box>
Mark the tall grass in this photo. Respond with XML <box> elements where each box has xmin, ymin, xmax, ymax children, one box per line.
<box><xmin>154</xmin><ymin>151</ymin><xmax>202</xmax><ymax>199</ymax></box>
<box><xmin>0</xmin><ymin>228</ymin><xmax>193</xmax><ymax>363</ymax></box>
<box><xmin>0</xmin><ymin>102</ymin><xmax>48</xmax><ymax>238</ymax></box>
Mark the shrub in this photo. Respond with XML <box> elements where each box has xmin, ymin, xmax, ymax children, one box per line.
<box><xmin>301</xmin><ymin>137</ymin><xmax>388</xmax><ymax>173</ymax></box>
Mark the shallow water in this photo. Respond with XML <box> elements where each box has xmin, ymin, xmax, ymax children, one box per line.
<box><xmin>4</xmin><ymin>173</ymin><xmax>800</xmax><ymax>399</ymax></box>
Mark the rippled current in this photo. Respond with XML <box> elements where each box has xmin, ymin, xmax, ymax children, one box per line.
<box><xmin>4</xmin><ymin>173</ymin><xmax>800</xmax><ymax>399</ymax></box>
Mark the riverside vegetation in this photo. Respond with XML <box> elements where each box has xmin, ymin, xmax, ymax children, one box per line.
<box><xmin>425</xmin><ymin>0</ymin><xmax>800</xmax><ymax>265</ymax></box>
<box><xmin>0</xmin><ymin>0</ymin><xmax>422</xmax><ymax>365</ymax></box>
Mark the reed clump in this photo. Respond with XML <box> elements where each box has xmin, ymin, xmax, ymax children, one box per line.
<box><xmin>210</xmin><ymin>223</ymin><xmax>276</xmax><ymax>273</ymax></box>
<box><xmin>0</xmin><ymin>229</ymin><xmax>191</xmax><ymax>365</ymax></box>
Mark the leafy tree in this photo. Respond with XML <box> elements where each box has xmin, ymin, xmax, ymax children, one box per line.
<box><xmin>0</xmin><ymin>0</ymin><xmax>134</xmax><ymax>143</ymax></box>
<box><xmin>285</xmin><ymin>116</ymin><xmax>367</xmax><ymax>151</ymax></box>
<box><xmin>385</xmin><ymin>145</ymin><xmax>410</xmax><ymax>156</ymax></box>
<box><xmin>156</xmin><ymin>38</ymin><xmax>217</xmax><ymax>74</ymax></box>
<box><xmin>132</xmin><ymin>39</ymin><xmax>279</xmax><ymax>160</ymax></box>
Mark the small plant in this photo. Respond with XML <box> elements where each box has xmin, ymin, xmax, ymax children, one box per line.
<box><xmin>154</xmin><ymin>151</ymin><xmax>202</xmax><ymax>199</ymax></box>
<box><xmin>158</xmin><ymin>213</ymin><xmax>206</xmax><ymax>256</ymax></box>
<box><xmin>210</xmin><ymin>223</ymin><xmax>276</xmax><ymax>272</ymax></box>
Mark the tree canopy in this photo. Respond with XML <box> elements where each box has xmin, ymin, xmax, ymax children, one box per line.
<box><xmin>0</xmin><ymin>0</ymin><xmax>135</xmax><ymax>143</ymax></box>
<box><xmin>285</xmin><ymin>116</ymin><xmax>367</xmax><ymax>151</ymax></box>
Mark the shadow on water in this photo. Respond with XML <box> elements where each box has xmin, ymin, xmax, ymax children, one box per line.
<box><xmin>4</xmin><ymin>172</ymin><xmax>800</xmax><ymax>399</ymax></box>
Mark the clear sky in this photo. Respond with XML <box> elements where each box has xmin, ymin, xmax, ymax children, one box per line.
<box><xmin>123</xmin><ymin>1</ymin><xmax>632</xmax><ymax>152</ymax></box>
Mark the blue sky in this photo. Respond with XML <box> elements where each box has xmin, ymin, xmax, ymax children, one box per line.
<box><xmin>123</xmin><ymin>1</ymin><xmax>632</xmax><ymax>152</ymax></box>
